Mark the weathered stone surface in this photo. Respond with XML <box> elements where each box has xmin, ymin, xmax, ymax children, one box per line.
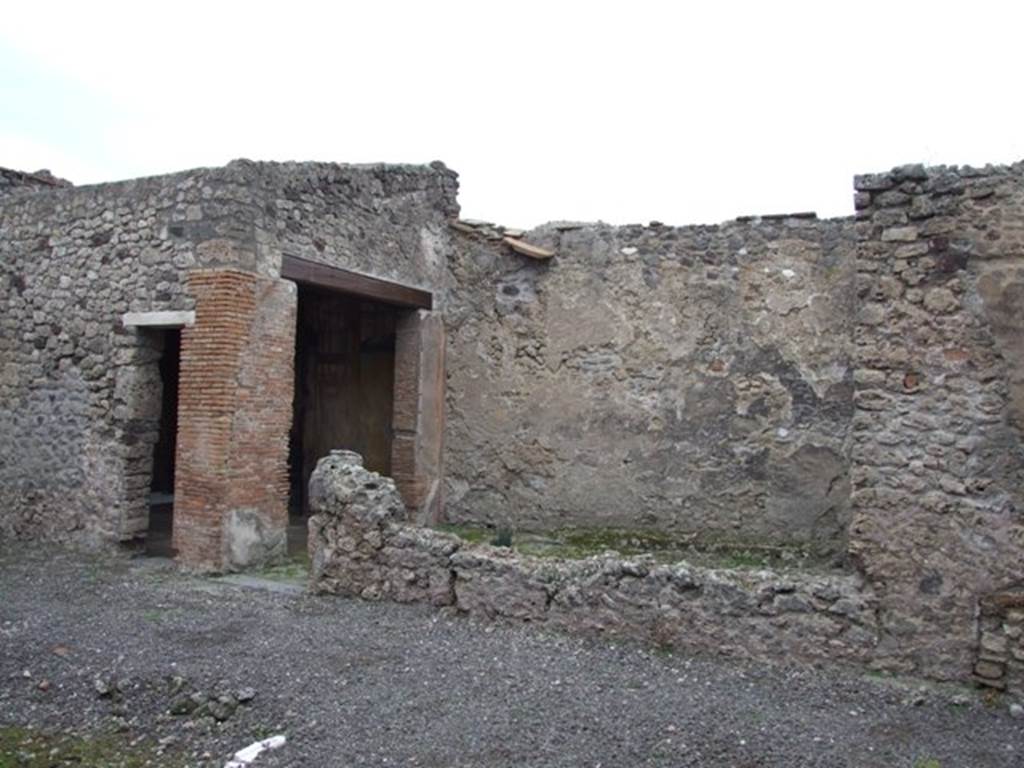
<box><xmin>974</xmin><ymin>660</ymin><xmax>1005</xmax><ymax>680</ymax></box>
<box><xmin>3</xmin><ymin>154</ymin><xmax>1023</xmax><ymax>695</ymax></box>
<box><xmin>308</xmin><ymin>450</ymin><xmax>456</xmax><ymax>605</ymax></box>
<box><xmin>851</xmin><ymin>161</ymin><xmax>1024</xmax><ymax>686</ymax></box>
<box><xmin>0</xmin><ymin>160</ymin><xmax>458</xmax><ymax>563</ymax></box>
<box><xmin>0</xmin><ymin>166</ymin><xmax>71</xmax><ymax>196</ymax></box>
<box><xmin>444</xmin><ymin>217</ymin><xmax>857</xmax><ymax>554</ymax></box>
<box><xmin>253</xmin><ymin>160</ymin><xmax>458</xmax><ymax>286</ymax></box>
<box><xmin>0</xmin><ymin>166</ymin><xmax>228</xmax><ymax>545</ymax></box>
<box><xmin>308</xmin><ymin>451</ymin><xmax>879</xmax><ymax>667</ymax></box>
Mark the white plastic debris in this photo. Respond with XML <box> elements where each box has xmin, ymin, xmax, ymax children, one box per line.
<box><xmin>224</xmin><ymin>735</ymin><xmax>286</xmax><ymax>767</ymax></box>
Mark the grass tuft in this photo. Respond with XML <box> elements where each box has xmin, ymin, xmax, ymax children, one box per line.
<box><xmin>0</xmin><ymin>726</ymin><xmax>185</xmax><ymax>768</ymax></box>
<box><xmin>431</xmin><ymin>524</ymin><xmax>827</xmax><ymax>571</ymax></box>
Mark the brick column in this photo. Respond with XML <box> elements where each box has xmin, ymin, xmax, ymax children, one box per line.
<box><xmin>391</xmin><ymin>310</ymin><xmax>446</xmax><ymax>524</ymax></box>
<box><xmin>173</xmin><ymin>269</ymin><xmax>296</xmax><ymax>570</ymax></box>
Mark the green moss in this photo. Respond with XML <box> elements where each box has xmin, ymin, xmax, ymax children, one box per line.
<box><xmin>240</xmin><ymin>548</ymin><xmax>312</xmax><ymax>584</ymax></box>
<box><xmin>557</xmin><ymin>528</ymin><xmax>678</xmax><ymax>556</ymax></box>
<box><xmin>256</xmin><ymin>551</ymin><xmax>310</xmax><ymax>584</ymax></box>
<box><xmin>431</xmin><ymin>524</ymin><xmax>827</xmax><ymax>571</ymax></box>
<box><xmin>0</xmin><ymin>726</ymin><xmax>185</xmax><ymax>767</ymax></box>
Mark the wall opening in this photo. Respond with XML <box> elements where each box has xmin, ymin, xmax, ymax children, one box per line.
<box><xmin>146</xmin><ymin>328</ymin><xmax>180</xmax><ymax>557</ymax></box>
<box><xmin>289</xmin><ymin>285</ymin><xmax>397</xmax><ymax>552</ymax></box>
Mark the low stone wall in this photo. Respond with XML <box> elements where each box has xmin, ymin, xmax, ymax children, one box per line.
<box><xmin>308</xmin><ymin>451</ymin><xmax>880</xmax><ymax>669</ymax></box>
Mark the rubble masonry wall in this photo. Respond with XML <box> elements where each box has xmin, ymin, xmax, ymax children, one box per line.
<box><xmin>444</xmin><ymin>216</ymin><xmax>857</xmax><ymax>555</ymax></box>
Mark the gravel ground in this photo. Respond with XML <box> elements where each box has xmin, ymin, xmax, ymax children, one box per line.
<box><xmin>1</xmin><ymin>545</ymin><xmax>1022</xmax><ymax>768</ymax></box>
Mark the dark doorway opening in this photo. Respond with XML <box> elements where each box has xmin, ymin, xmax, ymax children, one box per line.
<box><xmin>146</xmin><ymin>328</ymin><xmax>180</xmax><ymax>557</ymax></box>
<box><xmin>289</xmin><ymin>286</ymin><xmax>397</xmax><ymax>553</ymax></box>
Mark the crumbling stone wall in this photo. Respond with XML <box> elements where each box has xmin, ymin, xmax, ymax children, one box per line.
<box><xmin>0</xmin><ymin>167</ymin><xmax>258</xmax><ymax>545</ymax></box>
<box><xmin>246</xmin><ymin>160</ymin><xmax>459</xmax><ymax>289</ymax></box>
<box><xmin>0</xmin><ymin>167</ymin><xmax>71</xmax><ymax>197</ymax></box>
<box><xmin>309</xmin><ymin>450</ymin><xmax>880</xmax><ymax>666</ymax></box>
<box><xmin>4</xmin><ymin>152</ymin><xmax>1022</xmax><ymax>690</ymax></box>
<box><xmin>444</xmin><ymin>216</ymin><xmax>857</xmax><ymax>555</ymax></box>
<box><xmin>435</xmin><ymin>161</ymin><xmax>1024</xmax><ymax>688</ymax></box>
<box><xmin>1</xmin><ymin>159</ymin><xmax>460</xmax><ymax>568</ymax></box>
<box><xmin>851</xmin><ymin>162</ymin><xmax>1024</xmax><ymax>682</ymax></box>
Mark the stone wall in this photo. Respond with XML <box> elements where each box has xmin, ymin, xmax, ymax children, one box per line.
<box><xmin>309</xmin><ymin>451</ymin><xmax>879</xmax><ymax>669</ymax></box>
<box><xmin>443</xmin><ymin>216</ymin><xmax>857</xmax><ymax>555</ymax></box>
<box><xmin>4</xmin><ymin>154</ymin><xmax>1022</xmax><ymax>683</ymax></box>
<box><xmin>244</xmin><ymin>160</ymin><xmax>459</xmax><ymax>289</ymax></box>
<box><xmin>0</xmin><ymin>167</ymin><xmax>70</xmax><ymax>197</ymax></box>
<box><xmin>0</xmin><ymin>167</ymin><xmax>258</xmax><ymax>545</ymax></box>
<box><xmin>0</xmin><ymin>159</ymin><xmax>458</xmax><ymax>559</ymax></box>
<box><xmin>436</xmin><ymin>161</ymin><xmax>1024</xmax><ymax>688</ymax></box>
<box><xmin>851</xmin><ymin>162</ymin><xmax>1024</xmax><ymax>682</ymax></box>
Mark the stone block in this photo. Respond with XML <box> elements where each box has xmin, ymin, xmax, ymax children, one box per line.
<box><xmin>975</xmin><ymin>659</ymin><xmax>1006</xmax><ymax>680</ymax></box>
<box><xmin>854</xmin><ymin>173</ymin><xmax>896</xmax><ymax>192</ymax></box>
<box><xmin>881</xmin><ymin>226</ymin><xmax>919</xmax><ymax>242</ymax></box>
<box><xmin>981</xmin><ymin>631</ymin><xmax>1010</xmax><ymax>655</ymax></box>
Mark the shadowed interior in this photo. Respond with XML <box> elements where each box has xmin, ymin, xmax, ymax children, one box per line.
<box><xmin>289</xmin><ymin>286</ymin><xmax>397</xmax><ymax>526</ymax></box>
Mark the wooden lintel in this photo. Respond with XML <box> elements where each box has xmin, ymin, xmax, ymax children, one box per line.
<box><xmin>280</xmin><ymin>255</ymin><xmax>432</xmax><ymax>310</ymax></box>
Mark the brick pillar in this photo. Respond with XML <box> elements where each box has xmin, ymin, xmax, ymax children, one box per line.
<box><xmin>173</xmin><ymin>269</ymin><xmax>296</xmax><ymax>570</ymax></box>
<box><xmin>391</xmin><ymin>310</ymin><xmax>446</xmax><ymax>524</ymax></box>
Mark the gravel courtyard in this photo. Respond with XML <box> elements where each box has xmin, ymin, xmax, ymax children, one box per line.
<box><xmin>1</xmin><ymin>546</ymin><xmax>1022</xmax><ymax>768</ymax></box>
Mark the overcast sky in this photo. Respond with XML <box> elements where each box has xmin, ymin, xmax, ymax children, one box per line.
<box><xmin>2</xmin><ymin>1</ymin><xmax>1022</xmax><ymax>228</ymax></box>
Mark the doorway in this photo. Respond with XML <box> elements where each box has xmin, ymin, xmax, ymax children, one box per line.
<box><xmin>288</xmin><ymin>286</ymin><xmax>398</xmax><ymax>551</ymax></box>
<box><xmin>146</xmin><ymin>328</ymin><xmax>180</xmax><ymax>556</ymax></box>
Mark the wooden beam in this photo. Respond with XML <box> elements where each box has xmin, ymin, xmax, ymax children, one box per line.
<box><xmin>280</xmin><ymin>255</ymin><xmax>432</xmax><ymax>310</ymax></box>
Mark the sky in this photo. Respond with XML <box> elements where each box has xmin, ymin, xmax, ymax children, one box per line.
<box><xmin>2</xmin><ymin>1</ymin><xmax>1023</xmax><ymax>228</ymax></box>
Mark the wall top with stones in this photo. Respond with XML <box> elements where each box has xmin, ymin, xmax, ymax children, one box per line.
<box><xmin>0</xmin><ymin>158</ymin><xmax>459</xmax><ymax>219</ymax></box>
<box><xmin>448</xmin><ymin>212</ymin><xmax>857</xmax><ymax>281</ymax></box>
<box><xmin>853</xmin><ymin>158</ymin><xmax>1024</xmax><ymax>269</ymax></box>
<box><xmin>0</xmin><ymin>164</ymin><xmax>226</xmax><ymax>217</ymax></box>
<box><xmin>229</xmin><ymin>158</ymin><xmax>459</xmax><ymax>214</ymax></box>
<box><xmin>0</xmin><ymin>166</ymin><xmax>73</xmax><ymax>198</ymax></box>
<box><xmin>241</xmin><ymin>158</ymin><xmax>461</xmax><ymax>288</ymax></box>
<box><xmin>452</xmin><ymin>158</ymin><xmax>1024</xmax><ymax>253</ymax></box>
<box><xmin>454</xmin><ymin>211</ymin><xmax>850</xmax><ymax>249</ymax></box>
<box><xmin>854</xmin><ymin>159</ymin><xmax>1024</xmax><ymax>194</ymax></box>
